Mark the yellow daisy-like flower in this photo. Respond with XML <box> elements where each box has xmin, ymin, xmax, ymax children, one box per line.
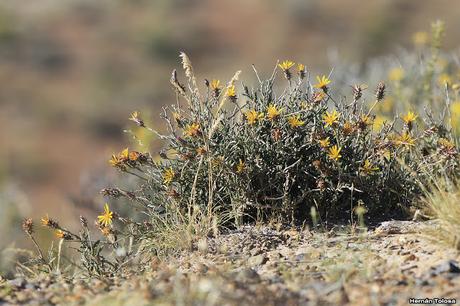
<box><xmin>55</xmin><ymin>230</ymin><xmax>66</xmax><ymax>239</ymax></box>
<box><xmin>318</xmin><ymin>137</ymin><xmax>330</xmax><ymax>148</ymax></box>
<box><xmin>245</xmin><ymin>109</ymin><xmax>264</xmax><ymax>125</ymax></box>
<box><xmin>314</xmin><ymin>75</ymin><xmax>331</xmax><ymax>90</ymax></box>
<box><xmin>266</xmin><ymin>104</ymin><xmax>282</xmax><ymax>121</ymax></box>
<box><xmin>287</xmin><ymin>115</ymin><xmax>305</xmax><ymax>128</ymax></box>
<box><xmin>109</xmin><ymin>154</ymin><xmax>122</xmax><ymax>167</ymax></box>
<box><xmin>163</xmin><ymin>167</ymin><xmax>175</xmax><ymax>185</ymax></box>
<box><xmin>323</xmin><ymin>110</ymin><xmax>340</xmax><ymax>127</ymax></box>
<box><xmin>184</xmin><ymin>123</ymin><xmax>201</xmax><ymax>137</ymax></box>
<box><xmin>401</xmin><ymin>111</ymin><xmax>418</xmax><ymax>125</ymax></box>
<box><xmin>226</xmin><ymin>85</ymin><xmax>236</xmax><ymax>98</ymax></box>
<box><xmin>210</xmin><ymin>79</ymin><xmax>221</xmax><ymax>90</ymax></box>
<box><xmin>278</xmin><ymin>60</ymin><xmax>295</xmax><ymax>71</ymax></box>
<box><xmin>41</xmin><ymin>215</ymin><xmax>51</xmax><ymax>227</ymax></box>
<box><xmin>120</xmin><ymin>148</ymin><xmax>129</xmax><ymax>160</ymax></box>
<box><xmin>360</xmin><ymin>160</ymin><xmax>379</xmax><ymax>175</ymax></box>
<box><xmin>97</xmin><ymin>203</ymin><xmax>113</xmax><ymax>227</ymax></box>
<box><xmin>297</xmin><ymin>63</ymin><xmax>306</xmax><ymax>78</ymax></box>
<box><xmin>236</xmin><ymin>159</ymin><xmax>246</xmax><ymax>173</ymax></box>
<box><xmin>297</xmin><ymin>63</ymin><xmax>305</xmax><ymax>72</ymax></box>
<box><xmin>327</xmin><ymin>145</ymin><xmax>342</xmax><ymax>161</ymax></box>
<box><xmin>395</xmin><ymin>132</ymin><xmax>416</xmax><ymax>147</ymax></box>
<box><xmin>388</xmin><ymin>67</ymin><xmax>404</xmax><ymax>82</ymax></box>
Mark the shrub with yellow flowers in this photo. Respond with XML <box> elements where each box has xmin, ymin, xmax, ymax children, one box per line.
<box><xmin>22</xmin><ymin>52</ymin><xmax>459</xmax><ymax>278</ymax></box>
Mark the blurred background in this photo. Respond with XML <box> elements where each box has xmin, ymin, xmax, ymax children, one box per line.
<box><xmin>1</xmin><ymin>0</ymin><xmax>460</xmax><ymax>274</ymax></box>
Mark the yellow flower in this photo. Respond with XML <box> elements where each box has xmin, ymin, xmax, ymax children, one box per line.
<box><xmin>327</xmin><ymin>145</ymin><xmax>342</xmax><ymax>161</ymax></box>
<box><xmin>226</xmin><ymin>85</ymin><xmax>236</xmax><ymax>98</ymax></box>
<box><xmin>360</xmin><ymin>160</ymin><xmax>379</xmax><ymax>175</ymax></box>
<box><xmin>109</xmin><ymin>154</ymin><xmax>122</xmax><ymax>167</ymax></box>
<box><xmin>120</xmin><ymin>148</ymin><xmax>129</xmax><ymax>160</ymax></box>
<box><xmin>388</xmin><ymin>67</ymin><xmax>404</xmax><ymax>82</ymax></box>
<box><xmin>236</xmin><ymin>159</ymin><xmax>246</xmax><ymax>173</ymax></box>
<box><xmin>184</xmin><ymin>123</ymin><xmax>201</xmax><ymax>137</ymax></box>
<box><xmin>297</xmin><ymin>64</ymin><xmax>306</xmax><ymax>78</ymax></box>
<box><xmin>412</xmin><ymin>31</ymin><xmax>429</xmax><ymax>46</ymax></box>
<box><xmin>288</xmin><ymin>115</ymin><xmax>305</xmax><ymax>128</ymax></box>
<box><xmin>163</xmin><ymin>167</ymin><xmax>175</xmax><ymax>185</ymax></box>
<box><xmin>41</xmin><ymin>215</ymin><xmax>51</xmax><ymax>227</ymax></box>
<box><xmin>323</xmin><ymin>109</ymin><xmax>340</xmax><ymax>127</ymax></box>
<box><xmin>394</xmin><ymin>132</ymin><xmax>416</xmax><ymax>147</ymax></box>
<box><xmin>401</xmin><ymin>111</ymin><xmax>418</xmax><ymax>125</ymax></box>
<box><xmin>97</xmin><ymin>203</ymin><xmax>114</xmax><ymax>227</ymax></box>
<box><xmin>314</xmin><ymin>75</ymin><xmax>331</xmax><ymax>90</ymax></box>
<box><xmin>278</xmin><ymin>60</ymin><xmax>295</xmax><ymax>71</ymax></box>
<box><xmin>55</xmin><ymin>230</ymin><xmax>66</xmax><ymax>239</ymax></box>
<box><xmin>266</xmin><ymin>104</ymin><xmax>282</xmax><ymax>121</ymax></box>
<box><xmin>245</xmin><ymin>109</ymin><xmax>264</xmax><ymax>125</ymax></box>
<box><xmin>210</xmin><ymin>79</ymin><xmax>221</xmax><ymax>90</ymax></box>
<box><xmin>318</xmin><ymin>137</ymin><xmax>330</xmax><ymax>148</ymax></box>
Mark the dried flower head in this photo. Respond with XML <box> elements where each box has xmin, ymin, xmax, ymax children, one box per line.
<box><xmin>311</xmin><ymin>91</ymin><xmax>326</xmax><ymax>104</ymax></box>
<box><xmin>342</xmin><ymin>121</ymin><xmax>355</xmax><ymax>136</ymax></box>
<box><xmin>22</xmin><ymin>218</ymin><xmax>34</xmax><ymax>235</ymax></box>
<box><xmin>375</xmin><ymin>82</ymin><xmax>386</xmax><ymax>101</ymax></box>
<box><xmin>351</xmin><ymin>84</ymin><xmax>367</xmax><ymax>101</ymax></box>
<box><xmin>271</xmin><ymin>128</ymin><xmax>282</xmax><ymax>141</ymax></box>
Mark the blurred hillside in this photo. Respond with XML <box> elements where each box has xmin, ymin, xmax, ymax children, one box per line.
<box><xmin>1</xmin><ymin>0</ymin><xmax>460</xmax><ymax>244</ymax></box>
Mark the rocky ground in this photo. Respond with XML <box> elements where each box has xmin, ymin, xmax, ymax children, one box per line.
<box><xmin>1</xmin><ymin>221</ymin><xmax>460</xmax><ymax>305</ymax></box>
